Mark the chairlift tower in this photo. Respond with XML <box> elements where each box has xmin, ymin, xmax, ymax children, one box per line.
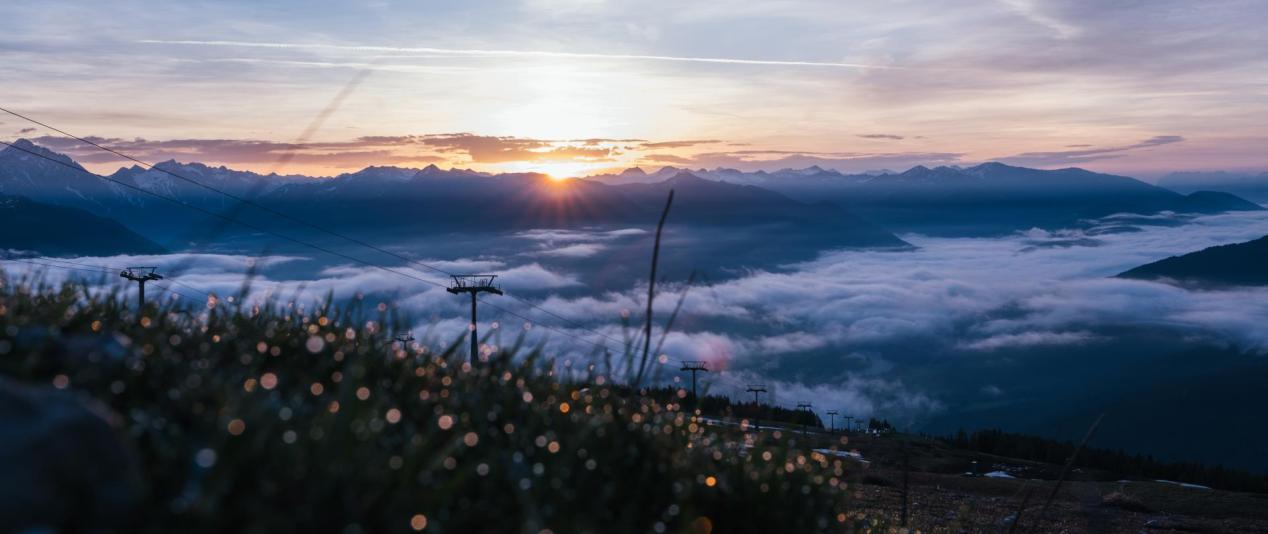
<box><xmin>745</xmin><ymin>384</ymin><xmax>767</xmax><ymax>405</ymax></box>
<box><xmin>744</xmin><ymin>384</ymin><xmax>768</xmax><ymax>431</ymax></box>
<box><xmin>679</xmin><ymin>361</ymin><xmax>708</xmax><ymax>406</ymax></box>
<box><xmin>446</xmin><ymin>275</ymin><xmax>503</xmax><ymax>361</ymax></box>
<box><xmin>796</xmin><ymin>402</ymin><xmax>813</xmax><ymax>434</ymax></box>
<box><xmin>394</xmin><ymin>331</ymin><xmax>415</xmax><ymax>352</ymax></box>
<box><xmin>119</xmin><ymin>266</ymin><xmax>162</xmax><ymax>309</ymax></box>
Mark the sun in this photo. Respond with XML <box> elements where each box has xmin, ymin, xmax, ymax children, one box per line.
<box><xmin>523</xmin><ymin>161</ymin><xmax>609</xmax><ymax>180</ymax></box>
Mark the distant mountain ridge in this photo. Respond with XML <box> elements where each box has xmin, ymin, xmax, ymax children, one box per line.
<box><xmin>1118</xmin><ymin>235</ymin><xmax>1268</xmax><ymax>287</ymax></box>
<box><xmin>109</xmin><ymin>160</ymin><xmax>312</xmax><ymax>202</ymax></box>
<box><xmin>261</xmin><ymin>168</ymin><xmax>909</xmax><ymax>248</ymax></box>
<box><xmin>591</xmin><ymin>163</ymin><xmax>1263</xmax><ymax>236</ymax></box>
<box><xmin>1157</xmin><ymin>171</ymin><xmax>1268</xmax><ymax>203</ymax></box>
<box><xmin>0</xmin><ymin>140</ymin><xmax>909</xmax><ymax>252</ymax></box>
<box><xmin>2</xmin><ymin>138</ymin><xmax>1261</xmax><ymax>250</ymax></box>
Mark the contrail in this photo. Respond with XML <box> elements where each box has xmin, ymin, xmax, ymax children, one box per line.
<box><xmin>139</xmin><ymin>39</ymin><xmax>910</xmax><ymax>70</ymax></box>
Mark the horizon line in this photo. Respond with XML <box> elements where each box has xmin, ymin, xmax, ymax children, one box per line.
<box><xmin>2</xmin><ymin>139</ymin><xmax>1109</xmax><ymax>178</ymax></box>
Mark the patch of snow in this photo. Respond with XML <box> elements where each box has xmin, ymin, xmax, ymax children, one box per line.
<box><xmin>1155</xmin><ymin>480</ymin><xmax>1212</xmax><ymax>490</ymax></box>
<box><xmin>813</xmin><ymin>448</ymin><xmax>869</xmax><ymax>464</ymax></box>
<box><xmin>984</xmin><ymin>471</ymin><xmax>1015</xmax><ymax>479</ymax></box>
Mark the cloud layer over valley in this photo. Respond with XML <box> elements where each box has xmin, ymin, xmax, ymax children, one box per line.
<box><xmin>8</xmin><ymin>209</ymin><xmax>1268</xmax><ymax>429</ymax></box>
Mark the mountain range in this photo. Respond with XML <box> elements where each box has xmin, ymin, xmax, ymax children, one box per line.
<box><xmin>591</xmin><ymin>164</ymin><xmax>1264</xmax><ymax>236</ymax></box>
<box><xmin>1</xmin><ymin>139</ymin><xmax>1262</xmax><ymax>256</ymax></box>
<box><xmin>1157</xmin><ymin>171</ymin><xmax>1268</xmax><ymax>203</ymax></box>
<box><xmin>0</xmin><ymin>140</ymin><xmax>909</xmax><ymax>256</ymax></box>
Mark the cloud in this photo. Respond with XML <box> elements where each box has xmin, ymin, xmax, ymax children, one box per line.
<box><xmin>641</xmin><ymin>154</ymin><xmax>695</xmax><ymax>165</ymax></box>
<box><xmin>999</xmin><ymin>136</ymin><xmax>1186</xmax><ymax>167</ymax></box>
<box><xmin>655</xmin><ymin>150</ymin><xmax>964</xmax><ymax>173</ymax></box>
<box><xmin>959</xmin><ymin>330</ymin><xmax>1099</xmax><ymax>351</ymax></box>
<box><xmin>703</xmin><ymin>374</ymin><xmax>944</xmax><ymax>423</ymax></box>
<box><xmin>997</xmin><ymin>0</ymin><xmax>1080</xmax><ymax>38</ymax></box>
<box><xmin>532</xmin><ymin>209</ymin><xmax>1268</xmax><ymax>386</ymax></box>
<box><xmin>21</xmin><ymin>128</ymin><xmax>1200</xmax><ymax>182</ymax></box>
<box><xmin>409</xmin><ymin>134</ymin><xmax>615</xmax><ymax>163</ymax></box>
<box><xmin>141</xmin><ymin>39</ymin><xmax>915</xmax><ymax>71</ymax></box>
<box><xmin>27</xmin><ymin>133</ymin><xmax>751</xmax><ymax>173</ymax></box>
<box><xmin>639</xmin><ymin>140</ymin><xmax>721</xmax><ymax>149</ymax></box>
<box><xmin>495</xmin><ymin>263</ymin><xmax>581</xmax><ymax>289</ymax></box>
<box><xmin>516</xmin><ymin>228</ymin><xmax>646</xmax><ymax>244</ymax></box>
<box><xmin>10</xmin><ymin>208</ymin><xmax>1268</xmax><ymax>430</ymax></box>
<box><xmin>6</xmin><ymin>0</ymin><xmax>1268</xmax><ymax>184</ymax></box>
<box><xmin>857</xmin><ymin>134</ymin><xmax>904</xmax><ymax>141</ymax></box>
<box><xmin>756</xmin><ymin>331</ymin><xmax>834</xmax><ymax>354</ymax></box>
<box><xmin>413</xmin><ymin>258</ymin><xmax>506</xmax><ymax>273</ymax></box>
<box><xmin>536</xmin><ymin>243</ymin><xmax>606</xmax><ymax>258</ymax></box>
<box><xmin>27</xmin><ymin>135</ymin><xmax>444</xmax><ymax>173</ymax></box>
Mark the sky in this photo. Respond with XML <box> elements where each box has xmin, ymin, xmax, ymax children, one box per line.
<box><xmin>3</xmin><ymin>0</ymin><xmax>1268</xmax><ymax>178</ymax></box>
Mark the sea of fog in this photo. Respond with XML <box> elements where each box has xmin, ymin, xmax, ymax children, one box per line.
<box><xmin>7</xmin><ymin>208</ymin><xmax>1268</xmax><ymax>467</ymax></box>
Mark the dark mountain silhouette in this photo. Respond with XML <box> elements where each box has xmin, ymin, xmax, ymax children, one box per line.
<box><xmin>1118</xmin><ymin>235</ymin><xmax>1268</xmax><ymax>286</ymax></box>
<box><xmin>108</xmin><ymin>160</ymin><xmax>311</xmax><ymax>203</ymax></box>
<box><xmin>1158</xmin><ymin>171</ymin><xmax>1268</xmax><ymax>203</ymax></box>
<box><xmin>789</xmin><ymin>163</ymin><xmax>1261</xmax><ymax>235</ymax></box>
<box><xmin>0</xmin><ymin>141</ymin><xmax>316</xmax><ymax>241</ymax></box>
<box><xmin>5</xmin><ymin>139</ymin><xmax>1255</xmax><ymax>249</ymax></box>
<box><xmin>595</xmin><ymin>163</ymin><xmax>1263</xmax><ymax>236</ymax></box>
<box><xmin>0</xmin><ymin>194</ymin><xmax>165</xmax><ymax>256</ymax></box>
<box><xmin>1</xmin><ymin>140</ymin><xmax>907</xmax><ymax>252</ymax></box>
<box><xmin>614</xmin><ymin>172</ymin><xmax>906</xmax><ymax>247</ymax></box>
<box><xmin>263</xmin><ymin>168</ymin><xmax>909</xmax><ymax>249</ymax></box>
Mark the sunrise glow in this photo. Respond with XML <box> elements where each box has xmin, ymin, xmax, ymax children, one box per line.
<box><xmin>4</xmin><ymin>2</ymin><xmax>1264</xmax><ymax>179</ymax></box>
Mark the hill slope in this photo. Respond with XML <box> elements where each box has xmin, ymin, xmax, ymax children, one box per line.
<box><xmin>1118</xmin><ymin>235</ymin><xmax>1268</xmax><ymax>286</ymax></box>
<box><xmin>0</xmin><ymin>194</ymin><xmax>166</xmax><ymax>256</ymax></box>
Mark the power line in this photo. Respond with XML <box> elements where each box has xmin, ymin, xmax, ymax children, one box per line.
<box><xmin>19</xmin><ymin>256</ymin><xmax>210</xmax><ymax>299</ymax></box>
<box><xmin>1</xmin><ymin>258</ymin><xmax>204</xmax><ymax>302</ymax></box>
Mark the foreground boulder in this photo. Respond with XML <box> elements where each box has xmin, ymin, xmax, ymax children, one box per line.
<box><xmin>0</xmin><ymin>377</ymin><xmax>140</xmax><ymax>531</ymax></box>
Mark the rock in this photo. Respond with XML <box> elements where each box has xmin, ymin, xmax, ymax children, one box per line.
<box><xmin>1142</xmin><ymin>516</ymin><xmax>1199</xmax><ymax>531</ymax></box>
<box><xmin>0</xmin><ymin>377</ymin><xmax>141</xmax><ymax>531</ymax></box>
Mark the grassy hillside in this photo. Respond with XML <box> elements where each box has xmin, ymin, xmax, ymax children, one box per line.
<box><xmin>0</xmin><ymin>278</ymin><xmax>866</xmax><ymax>533</ymax></box>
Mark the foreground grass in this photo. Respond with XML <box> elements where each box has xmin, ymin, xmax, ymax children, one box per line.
<box><xmin>0</xmin><ymin>279</ymin><xmax>871</xmax><ymax>533</ymax></box>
